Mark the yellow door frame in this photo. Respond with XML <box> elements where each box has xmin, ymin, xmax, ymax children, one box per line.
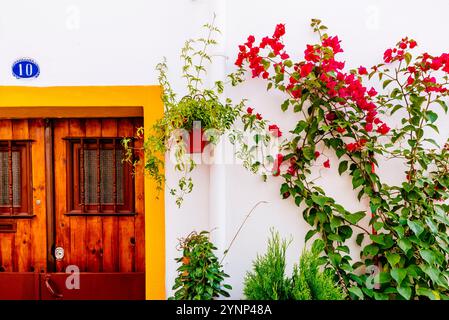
<box><xmin>0</xmin><ymin>85</ymin><xmax>165</xmax><ymax>300</ymax></box>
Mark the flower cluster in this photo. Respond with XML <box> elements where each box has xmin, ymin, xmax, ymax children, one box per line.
<box><xmin>236</xmin><ymin>23</ymin><xmax>391</xmax><ymax>171</ymax></box>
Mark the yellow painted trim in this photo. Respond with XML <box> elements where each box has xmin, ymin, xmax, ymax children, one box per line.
<box><xmin>0</xmin><ymin>86</ymin><xmax>166</xmax><ymax>300</ymax></box>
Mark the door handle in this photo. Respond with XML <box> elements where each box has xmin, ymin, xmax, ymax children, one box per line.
<box><xmin>44</xmin><ymin>275</ymin><xmax>63</xmax><ymax>299</ymax></box>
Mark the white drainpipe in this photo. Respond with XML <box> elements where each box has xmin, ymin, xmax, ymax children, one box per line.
<box><xmin>208</xmin><ymin>0</ymin><xmax>227</xmax><ymax>262</ymax></box>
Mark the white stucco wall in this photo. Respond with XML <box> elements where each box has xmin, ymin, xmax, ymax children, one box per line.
<box><xmin>1</xmin><ymin>0</ymin><xmax>449</xmax><ymax>299</ymax></box>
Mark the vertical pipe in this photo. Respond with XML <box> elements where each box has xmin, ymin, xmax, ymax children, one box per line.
<box><xmin>80</xmin><ymin>138</ymin><xmax>85</xmax><ymax>213</ymax></box>
<box><xmin>96</xmin><ymin>138</ymin><xmax>101</xmax><ymax>212</ymax></box>
<box><xmin>8</xmin><ymin>141</ymin><xmax>13</xmax><ymax>215</ymax></box>
<box><xmin>209</xmin><ymin>0</ymin><xmax>227</xmax><ymax>263</ymax></box>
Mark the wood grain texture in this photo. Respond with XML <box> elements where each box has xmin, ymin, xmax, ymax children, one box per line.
<box><xmin>12</xmin><ymin>120</ymin><xmax>31</xmax><ymax>272</ymax></box>
<box><xmin>68</xmin><ymin>119</ymin><xmax>87</xmax><ymax>272</ymax></box>
<box><xmin>133</xmin><ymin>118</ymin><xmax>145</xmax><ymax>272</ymax></box>
<box><xmin>101</xmin><ymin>118</ymin><xmax>119</xmax><ymax>272</ymax></box>
<box><xmin>0</xmin><ymin>120</ymin><xmax>15</xmax><ymax>272</ymax></box>
<box><xmin>117</xmin><ymin>118</ymin><xmax>136</xmax><ymax>272</ymax></box>
<box><xmin>85</xmin><ymin>119</ymin><xmax>104</xmax><ymax>272</ymax></box>
<box><xmin>54</xmin><ymin>119</ymin><xmax>71</xmax><ymax>272</ymax></box>
<box><xmin>29</xmin><ymin>119</ymin><xmax>47</xmax><ymax>273</ymax></box>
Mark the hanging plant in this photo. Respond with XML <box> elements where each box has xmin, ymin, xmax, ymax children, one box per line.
<box><xmin>232</xmin><ymin>19</ymin><xmax>449</xmax><ymax>300</ymax></box>
<box><xmin>124</xmin><ymin>17</ymin><xmax>243</xmax><ymax>207</ymax></box>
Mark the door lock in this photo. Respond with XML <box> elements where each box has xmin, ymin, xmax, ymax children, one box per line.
<box><xmin>55</xmin><ymin>247</ymin><xmax>65</xmax><ymax>261</ymax></box>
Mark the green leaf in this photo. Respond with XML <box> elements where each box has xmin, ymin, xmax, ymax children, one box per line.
<box><xmin>281</xmin><ymin>99</ymin><xmax>289</xmax><ymax>112</ymax></box>
<box><xmin>416</xmin><ymin>287</ymin><xmax>439</xmax><ymax>300</ymax></box>
<box><xmin>293</xmin><ymin>120</ymin><xmax>308</xmax><ymax>134</ymax></box>
<box><xmin>435</xmin><ymin>99</ymin><xmax>448</xmax><ymax>113</ymax></box>
<box><xmin>303</xmin><ymin>146</ymin><xmax>315</xmax><ymax>161</ymax></box>
<box><xmin>420</xmin><ymin>249</ymin><xmax>437</xmax><ymax>265</ymax></box>
<box><xmin>344</xmin><ymin>211</ymin><xmax>366</xmax><ymax>225</ymax></box>
<box><xmin>407</xmin><ymin>220</ymin><xmax>424</xmax><ymax>237</ymax></box>
<box><xmin>348</xmin><ymin>286</ymin><xmax>364</xmax><ymax>300</ymax></box>
<box><xmin>338</xmin><ymin>161</ymin><xmax>348</xmax><ymax>176</ymax></box>
<box><xmin>397</xmin><ymin>286</ymin><xmax>412</xmax><ymax>300</ymax></box>
<box><xmin>305</xmin><ymin>229</ymin><xmax>317</xmax><ymax>242</ymax></box>
<box><xmin>386</xmin><ymin>252</ymin><xmax>401</xmax><ymax>267</ymax></box>
<box><xmin>383</xmin><ymin>79</ymin><xmax>393</xmax><ymax>89</ymax></box>
<box><xmin>398</xmin><ymin>238</ymin><xmax>412</xmax><ymax>253</ymax></box>
<box><xmin>404</xmin><ymin>52</ymin><xmax>412</xmax><ymax>65</ymax></box>
<box><xmin>356</xmin><ymin>233</ymin><xmax>364</xmax><ymax>246</ymax></box>
<box><xmin>391</xmin><ymin>268</ymin><xmax>407</xmax><ymax>284</ymax></box>
<box><xmin>370</xmin><ymin>234</ymin><xmax>385</xmax><ymax>245</ymax></box>
<box><xmin>425</xmin><ymin>110</ymin><xmax>438</xmax><ymax>123</ymax></box>
<box><xmin>311</xmin><ymin>194</ymin><xmax>328</xmax><ymax>207</ymax></box>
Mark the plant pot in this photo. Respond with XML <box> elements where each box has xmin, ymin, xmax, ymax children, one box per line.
<box><xmin>186</xmin><ymin>128</ymin><xmax>210</xmax><ymax>153</ymax></box>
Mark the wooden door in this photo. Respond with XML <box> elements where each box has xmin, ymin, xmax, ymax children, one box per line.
<box><xmin>52</xmin><ymin>117</ymin><xmax>145</xmax><ymax>273</ymax></box>
<box><xmin>0</xmin><ymin>117</ymin><xmax>145</xmax><ymax>300</ymax></box>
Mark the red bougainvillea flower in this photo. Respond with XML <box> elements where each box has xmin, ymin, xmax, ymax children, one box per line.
<box><xmin>246</xmin><ymin>35</ymin><xmax>255</xmax><ymax>47</ymax></box>
<box><xmin>365</xmin><ymin>123</ymin><xmax>373</xmax><ymax>132</ymax></box>
<box><xmin>322</xmin><ymin>36</ymin><xmax>343</xmax><ymax>54</ymax></box>
<box><xmin>368</xmin><ymin>87</ymin><xmax>377</xmax><ymax>97</ymax></box>
<box><xmin>325</xmin><ymin>112</ymin><xmax>337</xmax><ymax>122</ymax></box>
<box><xmin>336</xmin><ymin>127</ymin><xmax>346</xmax><ymax>134</ymax></box>
<box><xmin>346</xmin><ymin>143</ymin><xmax>357</xmax><ymax>153</ymax></box>
<box><xmin>358</xmin><ymin>66</ymin><xmax>368</xmax><ymax>75</ymax></box>
<box><xmin>323</xmin><ymin>159</ymin><xmax>330</xmax><ymax>168</ymax></box>
<box><xmin>287</xmin><ymin>163</ymin><xmax>296</xmax><ymax>176</ymax></box>
<box><xmin>272</xmin><ymin>153</ymin><xmax>284</xmax><ymax>176</ymax></box>
<box><xmin>280</xmin><ymin>52</ymin><xmax>289</xmax><ymax>60</ymax></box>
<box><xmin>314</xmin><ymin>151</ymin><xmax>321</xmax><ymax>159</ymax></box>
<box><xmin>246</xmin><ymin>107</ymin><xmax>254</xmax><ymax>114</ymax></box>
<box><xmin>409</xmin><ymin>40</ymin><xmax>417</xmax><ymax>48</ymax></box>
<box><xmin>256</xmin><ymin>113</ymin><xmax>263</xmax><ymax>120</ymax></box>
<box><xmin>300</xmin><ymin>63</ymin><xmax>314</xmax><ymax>78</ymax></box>
<box><xmin>346</xmin><ymin>139</ymin><xmax>367</xmax><ymax>153</ymax></box>
<box><xmin>273</xmin><ymin>23</ymin><xmax>285</xmax><ymax>39</ymax></box>
<box><xmin>371</xmin><ymin>161</ymin><xmax>376</xmax><ymax>173</ymax></box>
<box><xmin>376</xmin><ymin>123</ymin><xmax>390</xmax><ymax>135</ymax></box>
<box><xmin>268</xmin><ymin>124</ymin><xmax>282</xmax><ymax>137</ymax></box>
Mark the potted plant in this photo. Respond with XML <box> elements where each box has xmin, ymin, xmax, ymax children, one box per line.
<box><xmin>124</xmin><ymin>18</ymin><xmax>242</xmax><ymax>207</ymax></box>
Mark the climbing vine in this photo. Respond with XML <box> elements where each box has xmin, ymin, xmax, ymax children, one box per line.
<box><xmin>232</xmin><ymin>19</ymin><xmax>449</xmax><ymax>300</ymax></box>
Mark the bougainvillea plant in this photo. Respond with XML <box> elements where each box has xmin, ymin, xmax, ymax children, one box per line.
<box><xmin>232</xmin><ymin>19</ymin><xmax>449</xmax><ymax>300</ymax></box>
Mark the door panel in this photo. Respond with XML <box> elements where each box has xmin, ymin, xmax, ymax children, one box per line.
<box><xmin>53</xmin><ymin>118</ymin><xmax>144</xmax><ymax>273</ymax></box>
<box><xmin>0</xmin><ymin>119</ymin><xmax>47</xmax><ymax>273</ymax></box>
<box><xmin>40</xmin><ymin>272</ymin><xmax>145</xmax><ymax>300</ymax></box>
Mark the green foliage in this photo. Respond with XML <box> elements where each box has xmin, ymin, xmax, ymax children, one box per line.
<box><xmin>243</xmin><ymin>230</ymin><xmax>292</xmax><ymax>300</ymax></box>
<box><xmin>244</xmin><ymin>230</ymin><xmax>346</xmax><ymax>300</ymax></box>
<box><xmin>234</xmin><ymin>19</ymin><xmax>449</xmax><ymax>300</ymax></box>
<box><xmin>170</xmin><ymin>231</ymin><xmax>231</xmax><ymax>300</ymax></box>
<box><xmin>291</xmin><ymin>241</ymin><xmax>346</xmax><ymax>300</ymax></box>
<box><xmin>126</xmin><ymin>17</ymin><xmax>242</xmax><ymax>207</ymax></box>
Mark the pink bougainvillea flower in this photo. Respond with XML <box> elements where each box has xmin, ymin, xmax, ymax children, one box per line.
<box><xmin>268</xmin><ymin>124</ymin><xmax>282</xmax><ymax>137</ymax></box>
<box><xmin>358</xmin><ymin>66</ymin><xmax>368</xmax><ymax>75</ymax></box>
<box><xmin>368</xmin><ymin>87</ymin><xmax>377</xmax><ymax>97</ymax></box>
<box><xmin>377</xmin><ymin>123</ymin><xmax>390</xmax><ymax>135</ymax></box>
<box><xmin>272</xmin><ymin>153</ymin><xmax>284</xmax><ymax>176</ymax></box>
